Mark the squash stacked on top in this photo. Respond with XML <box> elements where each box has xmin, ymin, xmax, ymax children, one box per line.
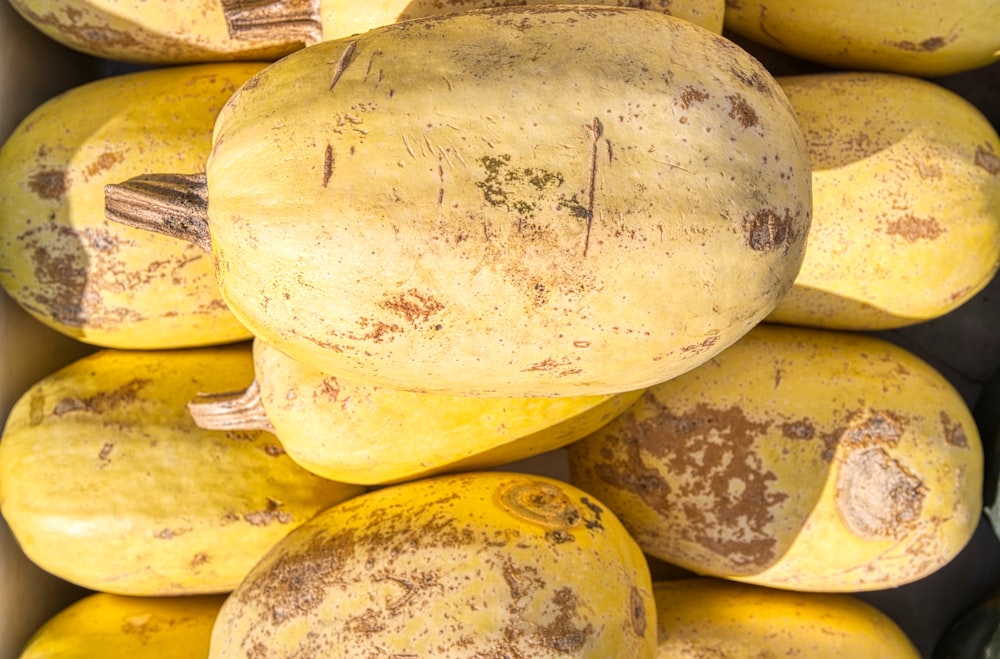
<box><xmin>1</xmin><ymin>1</ymin><xmax>998</xmax><ymax>657</ymax></box>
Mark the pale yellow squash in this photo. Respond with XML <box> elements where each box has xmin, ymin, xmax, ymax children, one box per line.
<box><xmin>188</xmin><ymin>338</ymin><xmax>643</xmax><ymax>484</ymax></box>
<box><xmin>107</xmin><ymin>7</ymin><xmax>812</xmax><ymax>398</ymax></box>
<box><xmin>653</xmin><ymin>578</ymin><xmax>920</xmax><ymax>657</ymax></box>
<box><xmin>9</xmin><ymin>0</ymin><xmax>724</xmax><ymax>64</ymax></box>
<box><xmin>767</xmin><ymin>72</ymin><xmax>1000</xmax><ymax>330</ymax></box>
<box><xmin>19</xmin><ymin>593</ymin><xmax>226</xmax><ymax>658</ymax></box>
<box><xmin>0</xmin><ymin>344</ymin><xmax>363</xmax><ymax>595</ymax></box>
<box><xmin>208</xmin><ymin>472</ymin><xmax>656</xmax><ymax>657</ymax></box>
<box><xmin>0</xmin><ymin>63</ymin><xmax>262</xmax><ymax>349</ymax></box>
<box><xmin>567</xmin><ymin>323</ymin><xmax>982</xmax><ymax>591</ymax></box>
<box><xmin>723</xmin><ymin>0</ymin><xmax>1000</xmax><ymax>76</ymax></box>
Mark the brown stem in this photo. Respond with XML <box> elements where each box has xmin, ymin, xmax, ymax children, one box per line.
<box><xmin>220</xmin><ymin>0</ymin><xmax>323</xmax><ymax>46</ymax></box>
<box><xmin>105</xmin><ymin>172</ymin><xmax>211</xmax><ymax>252</ymax></box>
<box><xmin>188</xmin><ymin>380</ymin><xmax>276</xmax><ymax>433</ymax></box>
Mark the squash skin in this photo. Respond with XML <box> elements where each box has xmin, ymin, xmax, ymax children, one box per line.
<box><xmin>0</xmin><ymin>63</ymin><xmax>261</xmax><ymax>349</ymax></box>
<box><xmin>0</xmin><ymin>344</ymin><xmax>364</xmax><ymax>596</ymax></box>
<box><xmin>566</xmin><ymin>322</ymin><xmax>982</xmax><ymax>592</ymax></box>
<box><xmin>8</xmin><ymin>0</ymin><xmax>725</xmax><ymax>64</ymax></box>
<box><xmin>248</xmin><ymin>338</ymin><xmax>643</xmax><ymax>484</ymax></box>
<box><xmin>208</xmin><ymin>471</ymin><xmax>656</xmax><ymax>658</ymax></box>
<box><xmin>19</xmin><ymin>593</ymin><xmax>226</xmax><ymax>658</ymax></box>
<box><xmin>722</xmin><ymin>0</ymin><xmax>1000</xmax><ymax>77</ymax></box>
<box><xmin>205</xmin><ymin>7</ymin><xmax>812</xmax><ymax>398</ymax></box>
<box><xmin>766</xmin><ymin>72</ymin><xmax>1000</xmax><ymax>330</ymax></box>
<box><xmin>653</xmin><ymin>578</ymin><xmax>920</xmax><ymax>658</ymax></box>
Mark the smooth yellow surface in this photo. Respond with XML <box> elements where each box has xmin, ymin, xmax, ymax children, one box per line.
<box><xmin>209</xmin><ymin>472</ymin><xmax>656</xmax><ymax>657</ymax></box>
<box><xmin>19</xmin><ymin>593</ymin><xmax>226</xmax><ymax>658</ymax></box>
<box><xmin>0</xmin><ymin>344</ymin><xmax>363</xmax><ymax>595</ymax></box>
<box><xmin>653</xmin><ymin>578</ymin><xmax>920</xmax><ymax>657</ymax></box>
<box><xmin>207</xmin><ymin>7</ymin><xmax>812</xmax><ymax>397</ymax></box>
<box><xmin>0</xmin><ymin>63</ymin><xmax>262</xmax><ymax>348</ymax></box>
<box><xmin>253</xmin><ymin>338</ymin><xmax>642</xmax><ymax>484</ymax></box>
<box><xmin>567</xmin><ymin>322</ymin><xmax>982</xmax><ymax>591</ymax></box>
<box><xmin>768</xmin><ymin>72</ymin><xmax>1000</xmax><ymax>330</ymax></box>
<box><xmin>723</xmin><ymin>0</ymin><xmax>1000</xmax><ymax>76</ymax></box>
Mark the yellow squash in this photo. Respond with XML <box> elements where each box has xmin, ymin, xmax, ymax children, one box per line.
<box><xmin>208</xmin><ymin>471</ymin><xmax>657</xmax><ymax>657</ymax></box>
<box><xmin>0</xmin><ymin>344</ymin><xmax>363</xmax><ymax>595</ymax></box>
<box><xmin>188</xmin><ymin>338</ymin><xmax>642</xmax><ymax>484</ymax></box>
<box><xmin>19</xmin><ymin>593</ymin><xmax>226</xmax><ymax>658</ymax></box>
<box><xmin>0</xmin><ymin>63</ymin><xmax>262</xmax><ymax>349</ymax></box>
<box><xmin>106</xmin><ymin>7</ymin><xmax>812</xmax><ymax>398</ymax></box>
<box><xmin>723</xmin><ymin>0</ymin><xmax>1000</xmax><ymax>76</ymax></box>
<box><xmin>767</xmin><ymin>72</ymin><xmax>1000</xmax><ymax>330</ymax></box>
<box><xmin>653</xmin><ymin>578</ymin><xmax>920</xmax><ymax>657</ymax></box>
<box><xmin>8</xmin><ymin>0</ymin><xmax>725</xmax><ymax>64</ymax></box>
<box><xmin>567</xmin><ymin>323</ymin><xmax>982</xmax><ymax>591</ymax></box>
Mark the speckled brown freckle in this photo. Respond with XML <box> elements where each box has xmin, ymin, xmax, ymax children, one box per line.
<box><xmin>27</xmin><ymin>168</ymin><xmax>68</xmax><ymax>199</ymax></box>
<box><xmin>726</xmin><ymin>93</ymin><xmax>759</xmax><ymax>128</ymax></box>
<box><xmin>885</xmin><ymin>213</ymin><xmax>944</xmax><ymax>242</ymax></box>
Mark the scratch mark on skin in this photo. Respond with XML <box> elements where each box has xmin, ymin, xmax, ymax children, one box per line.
<box><xmin>584</xmin><ymin>117</ymin><xmax>603</xmax><ymax>257</ymax></box>
<box><xmin>437</xmin><ymin>158</ymin><xmax>445</xmax><ymax>207</ymax></box>
<box><xmin>330</xmin><ymin>40</ymin><xmax>358</xmax><ymax>91</ymax></box>
<box><xmin>402</xmin><ymin>134</ymin><xmax>416</xmax><ymax>158</ymax></box>
<box><xmin>757</xmin><ymin>6</ymin><xmax>784</xmax><ymax>46</ymax></box>
<box><xmin>323</xmin><ymin>144</ymin><xmax>334</xmax><ymax>187</ymax></box>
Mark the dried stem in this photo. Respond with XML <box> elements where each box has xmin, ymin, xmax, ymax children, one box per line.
<box><xmin>104</xmin><ymin>173</ymin><xmax>211</xmax><ymax>252</ymax></box>
<box><xmin>221</xmin><ymin>0</ymin><xmax>323</xmax><ymax>46</ymax></box>
<box><xmin>188</xmin><ymin>380</ymin><xmax>276</xmax><ymax>433</ymax></box>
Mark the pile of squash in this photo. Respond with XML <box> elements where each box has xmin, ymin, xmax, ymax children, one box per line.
<box><xmin>1</xmin><ymin>0</ymin><xmax>999</xmax><ymax>656</ymax></box>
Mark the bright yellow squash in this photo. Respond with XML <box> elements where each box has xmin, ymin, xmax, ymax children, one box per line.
<box><xmin>208</xmin><ymin>471</ymin><xmax>657</xmax><ymax>657</ymax></box>
<box><xmin>0</xmin><ymin>63</ymin><xmax>262</xmax><ymax>349</ymax></box>
<box><xmin>567</xmin><ymin>322</ymin><xmax>982</xmax><ymax>592</ymax></box>
<box><xmin>106</xmin><ymin>7</ymin><xmax>812</xmax><ymax>398</ymax></box>
<box><xmin>19</xmin><ymin>592</ymin><xmax>226</xmax><ymax>658</ymax></box>
<box><xmin>188</xmin><ymin>338</ymin><xmax>642</xmax><ymax>484</ymax></box>
<box><xmin>0</xmin><ymin>344</ymin><xmax>363</xmax><ymax>596</ymax></box>
<box><xmin>766</xmin><ymin>72</ymin><xmax>1000</xmax><ymax>330</ymax></box>
<box><xmin>723</xmin><ymin>0</ymin><xmax>1000</xmax><ymax>76</ymax></box>
<box><xmin>8</xmin><ymin>0</ymin><xmax>725</xmax><ymax>64</ymax></box>
<box><xmin>653</xmin><ymin>578</ymin><xmax>920</xmax><ymax>657</ymax></box>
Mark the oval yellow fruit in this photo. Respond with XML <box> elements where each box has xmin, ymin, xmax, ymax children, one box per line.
<box><xmin>766</xmin><ymin>72</ymin><xmax>1000</xmax><ymax>330</ymax></box>
<box><xmin>653</xmin><ymin>578</ymin><xmax>920</xmax><ymax>657</ymax></box>
<box><xmin>8</xmin><ymin>0</ymin><xmax>724</xmax><ymax>64</ymax></box>
<box><xmin>188</xmin><ymin>338</ymin><xmax>643</xmax><ymax>484</ymax></box>
<box><xmin>723</xmin><ymin>0</ymin><xmax>1000</xmax><ymax>76</ymax></box>
<box><xmin>208</xmin><ymin>471</ymin><xmax>657</xmax><ymax>658</ymax></box>
<box><xmin>0</xmin><ymin>344</ymin><xmax>364</xmax><ymax>595</ymax></box>
<box><xmin>19</xmin><ymin>592</ymin><xmax>226</xmax><ymax>659</ymax></box>
<box><xmin>0</xmin><ymin>63</ymin><xmax>262</xmax><ymax>349</ymax></box>
<box><xmin>566</xmin><ymin>322</ymin><xmax>982</xmax><ymax>591</ymax></box>
<box><xmin>106</xmin><ymin>7</ymin><xmax>812</xmax><ymax>397</ymax></box>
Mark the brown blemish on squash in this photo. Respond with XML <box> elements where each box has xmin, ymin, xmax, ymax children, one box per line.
<box><xmin>885</xmin><ymin>213</ymin><xmax>945</xmax><ymax>242</ymax></box>
<box><xmin>28</xmin><ymin>168</ymin><xmax>68</xmax><ymax>199</ymax></box>
<box><xmin>781</xmin><ymin>418</ymin><xmax>815</xmax><ymax>440</ymax></box>
<box><xmin>726</xmin><ymin>93</ymin><xmax>758</xmax><ymax>128</ymax></box>
<box><xmin>322</xmin><ymin>144</ymin><xmax>334</xmax><ymax>186</ymax></box>
<box><xmin>53</xmin><ymin>378</ymin><xmax>151</xmax><ymax>415</ymax></box>
<box><xmin>940</xmin><ymin>411</ymin><xmax>969</xmax><ymax>448</ymax></box>
<box><xmin>842</xmin><ymin>409</ymin><xmax>904</xmax><ymax>447</ymax></box>
<box><xmin>836</xmin><ymin>447</ymin><xmax>926</xmax><ymax>539</ymax></box>
<box><xmin>191</xmin><ymin>552</ymin><xmax>209</xmax><ymax>567</ymax></box>
<box><xmin>889</xmin><ymin>36</ymin><xmax>949</xmax><ymax>52</ymax></box>
<box><xmin>378</xmin><ymin>288</ymin><xmax>444</xmax><ymax>325</ymax></box>
<box><xmin>630</xmin><ymin>587</ymin><xmax>647</xmax><ymax>638</ymax></box>
<box><xmin>534</xmin><ymin>587</ymin><xmax>594</xmax><ymax>652</ymax></box>
<box><xmin>496</xmin><ymin>480</ymin><xmax>581</xmax><ymax>531</ymax></box>
<box><xmin>243</xmin><ymin>498</ymin><xmax>293</xmax><ymax>526</ymax></box>
<box><xmin>329</xmin><ymin>40</ymin><xmax>358</xmax><ymax>91</ymax></box>
<box><xmin>743</xmin><ymin>207</ymin><xmax>796</xmax><ymax>252</ymax></box>
<box><xmin>84</xmin><ymin>150</ymin><xmax>124</xmax><ymax>179</ymax></box>
<box><xmin>976</xmin><ymin>144</ymin><xmax>1000</xmax><ymax>175</ymax></box>
<box><xmin>678</xmin><ymin>86</ymin><xmax>710</xmax><ymax>110</ymax></box>
<box><xmin>97</xmin><ymin>441</ymin><xmax>113</xmax><ymax>467</ymax></box>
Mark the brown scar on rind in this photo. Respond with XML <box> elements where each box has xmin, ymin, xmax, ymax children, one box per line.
<box><xmin>329</xmin><ymin>40</ymin><xmax>358</xmax><ymax>91</ymax></box>
<box><xmin>976</xmin><ymin>144</ymin><xmax>1000</xmax><ymax>175</ymax></box>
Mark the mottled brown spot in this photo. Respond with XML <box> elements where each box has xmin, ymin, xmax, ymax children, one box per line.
<box><xmin>534</xmin><ymin>587</ymin><xmax>593</xmax><ymax>653</ymax></box>
<box><xmin>630</xmin><ymin>587</ymin><xmax>647</xmax><ymax>638</ymax></box>
<box><xmin>678</xmin><ymin>86</ymin><xmax>710</xmax><ymax>110</ymax></box>
<box><xmin>28</xmin><ymin>169</ymin><xmax>68</xmax><ymax>199</ymax></box>
<box><xmin>885</xmin><ymin>214</ymin><xmax>945</xmax><ymax>242</ymax></box>
<box><xmin>726</xmin><ymin>93</ymin><xmax>759</xmax><ymax>128</ymax></box>
<box><xmin>191</xmin><ymin>552</ymin><xmax>209</xmax><ymax>567</ymax></box>
<box><xmin>378</xmin><ymin>288</ymin><xmax>444</xmax><ymax>325</ymax></box>
<box><xmin>496</xmin><ymin>480</ymin><xmax>581</xmax><ymax>531</ymax></box>
<box><xmin>940</xmin><ymin>411</ymin><xmax>969</xmax><ymax>448</ymax></box>
<box><xmin>681</xmin><ymin>334</ymin><xmax>719</xmax><ymax>355</ymax></box>
<box><xmin>891</xmin><ymin>36</ymin><xmax>948</xmax><ymax>52</ymax></box>
<box><xmin>842</xmin><ymin>410</ymin><xmax>904</xmax><ymax>447</ymax></box>
<box><xmin>52</xmin><ymin>379</ymin><xmax>151</xmax><ymax>416</ymax></box>
<box><xmin>317</xmin><ymin>376</ymin><xmax>340</xmax><ymax>402</ymax></box>
<box><xmin>244</xmin><ymin>498</ymin><xmax>294</xmax><ymax>526</ymax></box>
<box><xmin>84</xmin><ymin>151</ymin><xmax>124</xmax><ymax>179</ymax></box>
<box><xmin>976</xmin><ymin>144</ymin><xmax>1000</xmax><ymax>175</ymax></box>
<box><xmin>782</xmin><ymin>419</ymin><xmax>815</xmax><ymax>440</ymax></box>
<box><xmin>743</xmin><ymin>207</ymin><xmax>796</xmax><ymax>252</ymax></box>
<box><xmin>836</xmin><ymin>447</ymin><xmax>925</xmax><ymax>539</ymax></box>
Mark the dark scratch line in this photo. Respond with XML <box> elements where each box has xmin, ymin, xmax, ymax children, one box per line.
<box><xmin>330</xmin><ymin>40</ymin><xmax>358</xmax><ymax>91</ymax></box>
<box><xmin>323</xmin><ymin>144</ymin><xmax>334</xmax><ymax>187</ymax></box>
<box><xmin>584</xmin><ymin>117</ymin><xmax>603</xmax><ymax>257</ymax></box>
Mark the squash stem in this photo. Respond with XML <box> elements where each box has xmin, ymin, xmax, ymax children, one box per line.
<box><xmin>188</xmin><ymin>380</ymin><xmax>276</xmax><ymax>433</ymax></box>
<box><xmin>104</xmin><ymin>173</ymin><xmax>211</xmax><ymax>252</ymax></box>
<box><xmin>220</xmin><ymin>0</ymin><xmax>322</xmax><ymax>46</ymax></box>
